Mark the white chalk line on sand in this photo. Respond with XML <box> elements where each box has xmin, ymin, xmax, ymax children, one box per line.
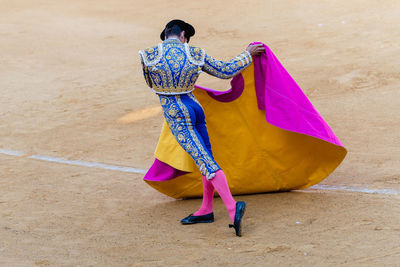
<box><xmin>0</xmin><ymin>149</ymin><xmax>25</xmax><ymax>157</ymax></box>
<box><xmin>28</xmin><ymin>155</ymin><xmax>148</xmax><ymax>174</ymax></box>
<box><xmin>1</xmin><ymin>148</ymin><xmax>398</xmax><ymax>196</ymax></box>
<box><xmin>308</xmin><ymin>185</ymin><xmax>398</xmax><ymax>195</ymax></box>
<box><xmin>0</xmin><ymin>148</ymin><xmax>147</xmax><ymax>174</ymax></box>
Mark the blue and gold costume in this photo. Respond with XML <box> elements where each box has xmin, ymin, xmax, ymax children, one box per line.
<box><xmin>139</xmin><ymin>38</ymin><xmax>252</xmax><ymax>179</ymax></box>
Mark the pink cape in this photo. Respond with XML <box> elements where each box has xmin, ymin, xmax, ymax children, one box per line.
<box><xmin>144</xmin><ymin>42</ymin><xmax>345</xmax><ymax>185</ymax></box>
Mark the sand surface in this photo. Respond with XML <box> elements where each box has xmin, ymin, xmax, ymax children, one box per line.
<box><xmin>1</xmin><ymin>0</ymin><xmax>399</xmax><ymax>266</ymax></box>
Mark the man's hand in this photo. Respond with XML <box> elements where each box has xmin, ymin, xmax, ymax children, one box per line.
<box><xmin>246</xmin><ymin>44</ymin><xmax>265</xmax><ymax>57</ymax></box>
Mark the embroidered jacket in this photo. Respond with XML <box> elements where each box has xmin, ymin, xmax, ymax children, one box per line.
<box><xmin>139</xmin><ymin>38</ymin><xmax>252</xmax><ymax>95</ymax></box>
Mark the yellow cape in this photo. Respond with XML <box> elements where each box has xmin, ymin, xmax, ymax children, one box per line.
<box><xmin>145</xmin><ymin>64</ymin><xmax>347</xmax><ymax>199</ymax></box>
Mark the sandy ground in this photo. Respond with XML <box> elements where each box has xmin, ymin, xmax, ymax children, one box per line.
<box><xmin>0</xmin><ymin>0</ymin><xmax>399</xmax><ymax>266</ymax></box>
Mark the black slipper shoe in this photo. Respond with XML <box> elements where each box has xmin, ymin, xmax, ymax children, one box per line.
<box><xmin>229</xmin><ymin>201</ymin><xmax>246</xmax><ymax>236</ymax></box>
<box><xmin>180</xmin><ymin>212</ymin><xmax>214</xmax><ymax>225</ymax></box>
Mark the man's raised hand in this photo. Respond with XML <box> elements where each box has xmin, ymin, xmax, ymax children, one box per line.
<box><xmin>246</xmin><ymin>44</ymin><xmax>265</xmax><ymax>57</ymax></box>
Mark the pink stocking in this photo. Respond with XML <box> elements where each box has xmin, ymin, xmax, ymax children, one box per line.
<box><xmin>193</xmin><ymin>176</ymin><xmax>214</xmax><ymax>216</ymax></box>
<box><xmin>210</xmin><ymin>169</ymin><xmax>237</xmax><ymax>222</ymax></box>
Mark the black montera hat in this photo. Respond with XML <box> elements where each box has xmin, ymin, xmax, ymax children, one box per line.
<box><xmin>160</xmin><ymin>19</ymin><xmax>195</xmax><ymax>41</ymax></box>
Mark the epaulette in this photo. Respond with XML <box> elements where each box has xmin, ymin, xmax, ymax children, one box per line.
<box><xmin>139</xmin><ymin>43</ymin><xmax>163</xmax><ymax>66</ymax></box>
<box><xmin>184</xmin><ymin>43</ymin><xmax>205</xmax><ymax>66</ymax></box>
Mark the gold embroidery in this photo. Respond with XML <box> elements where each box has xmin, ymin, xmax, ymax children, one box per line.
<box><xmin>158</xmin><ymin>93</ymin><xmax>220</xmax><ymax>178</ymax></box>
<box><xmin>175</xmin><ymin>95</ymin><xmax>219</xmax><ymax>177</ymax></box>
<box><xmin>152</xmin><ymin>86</ymin><xmax>194</xmax><ymax>94</ymax></box>
<box><xmin>139</xmin><ymin>39</ymin><xmax>251</xmax><ymax>94</ymax></box>
<box><xmin>202</xmin><ymin>51</ymin><xmax>252</xmax><ymax>79</ymax></box>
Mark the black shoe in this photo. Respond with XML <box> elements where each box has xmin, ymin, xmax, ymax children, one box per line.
<box><xmin>229</xmin><ymin>201</ymin><xmax>246</xmax><ymax>236</ymax></box>
<box><xmin>180</xmin><ymin>212</ymin><xmax>214</xmax><ymax>225</ymax></box>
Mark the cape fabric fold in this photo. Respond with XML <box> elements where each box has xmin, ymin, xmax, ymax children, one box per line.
<box><xmin>144</xmin><ymin>43</ymin><xmax>347</xmax><ymax>199</ymax></box>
